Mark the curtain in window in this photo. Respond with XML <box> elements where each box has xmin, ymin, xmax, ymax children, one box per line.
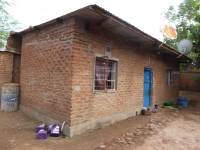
<box><xmin>95</xmin><ymin>57</ymin><xmax>116</xmax><ymax>90</ymax></box>
<box><xmin>95</xmin><ymin>58</ymin><xmax>106</xmax><ymax>90</ymax></box>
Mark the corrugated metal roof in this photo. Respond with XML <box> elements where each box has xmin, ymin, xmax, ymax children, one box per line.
<box><xmin>11</xmin><ymin>4</ymin><xmax>191</xmax><ymax>63</ymax></box>
<box><xmin>0</xmin><ymin>48</ymin><xmax>20</xmax><ymax>54</ymax></box>
<box><xmin>0</xmin><ymin>48</ymin><xmax>6</xmax><ymax>52</ymax></box>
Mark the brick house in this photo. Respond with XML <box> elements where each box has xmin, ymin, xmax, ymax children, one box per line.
<box><xmin>2</xmin><ymin>5</ymin><xmax>190</xmax><ymax>137</ymax></box>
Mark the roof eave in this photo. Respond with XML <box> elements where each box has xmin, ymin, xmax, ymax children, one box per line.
<box><xmin>12</xmin><ymin>4</ymin><xmax>191</xmax><ymax>63</ymax></box>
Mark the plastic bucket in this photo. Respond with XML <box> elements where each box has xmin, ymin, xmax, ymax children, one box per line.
<box><xmin>1</xmin><ymin>83</ymin><xmax>19</xmax><ymax>112</ymax></box>
<box><xmin>177</xmin><ymin>97</ymin><xmax>189</xmax><ymax>108</ymax></box>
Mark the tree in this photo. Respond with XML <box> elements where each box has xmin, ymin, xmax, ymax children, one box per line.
<box><xmin>164</xmin><ymin>0</ymin><xmax>200</xmax><ymax>67</ymax></box>
<box><xmin>0</xmin><ymin>0</ymin><xmax>16</xmax><ymax>48</ymax></box>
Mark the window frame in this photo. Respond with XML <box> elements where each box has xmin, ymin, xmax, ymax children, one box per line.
<box><xmin>93</xmin><ymin>55</ymin><xmax>118</xmax><ymax>92</ymax></box>
<box><xmin>166</xmin><ymin>69</ymin><xmax>172</xmax><ymax>88</ymax></box>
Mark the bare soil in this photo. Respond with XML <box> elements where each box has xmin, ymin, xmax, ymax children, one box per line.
<box><xmin>0</xmin><ymin>101</ymin><xmax>200</xmax><ymax>150</ymax></box>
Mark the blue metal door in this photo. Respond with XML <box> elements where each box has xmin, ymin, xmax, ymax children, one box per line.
<box><xmin>143</xmin><ymin>68</ymin><xmax>152</xmax><ymax>107</ymax></box>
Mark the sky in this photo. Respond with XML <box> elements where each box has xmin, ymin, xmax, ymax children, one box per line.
<box><xmin>7</xmin><ymin>0</ymin><xmax>182</xmax><ymax>41</ymax></box>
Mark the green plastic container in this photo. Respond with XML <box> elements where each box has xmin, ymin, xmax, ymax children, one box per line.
<box><xmin>163</xmin><ymin>100</ymin><xmax>173</xmax><ymax>106</ymax></box>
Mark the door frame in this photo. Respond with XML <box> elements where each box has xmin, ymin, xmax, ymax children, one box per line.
<box><xmin>143</xmin><ymin>67</ymin><xmax>153</xmax><ymax>107</ymax></box>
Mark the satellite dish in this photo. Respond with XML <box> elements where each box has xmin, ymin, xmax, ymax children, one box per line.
<box><xmin>177</xmin><ymin>39</ymin><xmax>193</xmax><ymax>54</ymax></box>
<box><xmin>162</xmin><ymin>24</ymin><xmax>177</xmax><ymax>39</ymax></box>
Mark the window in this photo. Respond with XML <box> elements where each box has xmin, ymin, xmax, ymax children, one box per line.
<box><xmin>94</xmin><ymin>57</ymin><xmax>117</xmax><ymax>90</ymax></box>
<box><xmin>167</xmin><ymin>69</ymin><xmax>172</xmax><ymax>87</ymax></box>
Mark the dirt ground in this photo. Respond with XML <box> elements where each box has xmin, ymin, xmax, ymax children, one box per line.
<box><xmin>0</xmin><ymin>101</ymin><xmax>200</xmax><ymax>150</ymax></box>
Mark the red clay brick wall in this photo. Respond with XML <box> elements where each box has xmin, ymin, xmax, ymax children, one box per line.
<box><xmin>20</xmin><ymin>18</ymin><xmax>76</xmax><ymax>124</ymax></box>
<box><xmin>70</xmin><ymin>19</ymin><xmax>179</xmax><ymax>126</ymax></box>
<box><xmin>5</xmin><ymin>34</ymin><xmax>22</xmax><ymax>84</ymax></box>
<box><xmin>6</xmin><ymin>34</ymin><xmax>22</xmax><ymax>53</ymax></box>
<box><xmin>19</xmin><ymin>17</ymin><xmax>179</xmax><ymax>129</ymax></box>
<box><xmin>0</xmin><ymin>52</ymin><xmax>13</xmax><ymax>88</ymax></box>
<box><xmin>180</xmin><ymin>72</ymin><xmax>200</xmax><ymax>92</ymax></box>
<box><xmin>12</xmin><ymin>54</ymin><xmax>21</xmax><ymax>83</ymax></box>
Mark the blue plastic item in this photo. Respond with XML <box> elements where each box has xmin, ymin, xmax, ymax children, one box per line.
<box><xmin>36</xmin><ymin>129</ymin><xmax>48</xmax><ymax>140</ymax></box>
<box><xmin>36</xmin><ymin>124</ymin><xmax>46</xmax><ymax>133</ymax></box>
<box><xmin>48</xmin><ymin>124</ymin><xmax>60</xmax><ymax>137</ymax></box>
<box><xmin>177</xmin><ymin>97</ymin><xmax>189</xmax><ymax>107</ymax></box>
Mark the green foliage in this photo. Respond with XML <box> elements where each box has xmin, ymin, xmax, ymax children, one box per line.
<box><xmin>164</xmin><ymin>0</ymin><xmax>200</xmax><ymax>67</ymax></box>
<box><xmin>0</xmin><ymin>0</ymin><xmax>17</xmax><ymax>48</ymax></box>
